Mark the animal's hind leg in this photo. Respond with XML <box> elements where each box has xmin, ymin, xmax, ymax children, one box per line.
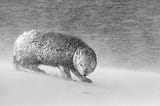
<box><xmin>13</xmin><ymin>60</ymin><xmax>27</xmax><ymax>71</ymax></box>
<box><xmin>13</xmin><ymin>62</ymin><xmax>22</xmax><ymax>71</ymax></box>
<box><xmin>28</xmin><ymin>64</ymin><xmax>46</xmax><ymax>73</ymax></box>
<box><xmin>13</xmin><ymin>57</ymin><xmax>23</xmax><ymax>71</ymax></box>
<box><xmin>58</xmin><ymin>65</ymin><xmax>72</xmax><ymax>80</ymax></box>
<box><xmin>13</xmin><ymin>63</ymin><xmax>31</xmax><ymax>72</ymax></box>
<box><xmin>13</xmin><ymin>58</ymin><xmax>45</xmax><ymax>73</ymax></box>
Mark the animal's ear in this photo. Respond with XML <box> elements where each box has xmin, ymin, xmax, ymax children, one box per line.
<box><xmin>75</xmin><ymin>48</ymin><xmax>81</xmax><ymax>59</ymax></box>
<box><xmin>75</xmin><ymin>48</ymin><xmax>87</xmax><ymax>59</ymax></box>
<box><xmin>75</xmin><ymin>48</ymin><xmax>80</xmax><ymax>55</ymax></box>
<box><xmin>90</xmin><ymin>59</ymin><xmax>97</xmax><ymax>70</ymax></box>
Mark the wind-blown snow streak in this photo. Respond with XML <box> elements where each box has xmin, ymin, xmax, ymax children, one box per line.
<box><xmin>1</xmin><ymin>60</ymin><xmax>160</xmax><ymax>106</ymax></box>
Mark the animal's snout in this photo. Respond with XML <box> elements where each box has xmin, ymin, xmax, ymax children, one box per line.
<box><xmin>83</xmin><ymin>68</ymin><xmax>91</xmax><ymax>76</ymax></box>
<box><xmin>83</xmin><ymin>71</ymin><xmax>89</xmax><ymax>76</ymax></box>
<box><xmin>83</xmin><ymin>74</ymin><xmax>87</xmax><ymax>76</ymax></box>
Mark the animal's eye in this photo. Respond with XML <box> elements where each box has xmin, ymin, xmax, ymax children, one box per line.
<box><xmin>80</xmin><ymin>64</ymin><xmax>84</xmax><ymax>67</ymax></box>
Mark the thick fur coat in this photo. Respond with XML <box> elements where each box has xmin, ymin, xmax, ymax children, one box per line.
<box><xmin>13</xmin><ymin>30</ymin><xmax>97</xmax><ymax>83</ymax></box>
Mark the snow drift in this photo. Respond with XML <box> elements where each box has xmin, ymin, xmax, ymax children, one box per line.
<box><xmin>1</xmin><ymin>59</ymin><xmax>160</xmax><ymax>106</ymax></box>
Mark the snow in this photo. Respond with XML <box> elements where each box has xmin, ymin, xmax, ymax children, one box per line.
<box><xmin>1</xmin><ymin>59</ymin><xmax>160</xmax><ymax>106</ymax></box>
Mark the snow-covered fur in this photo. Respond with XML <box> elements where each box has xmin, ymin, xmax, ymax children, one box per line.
<box><xmin>13</xmin><ymin>30</ymin><xmax>97</xmax><ymax>83</ymax></box>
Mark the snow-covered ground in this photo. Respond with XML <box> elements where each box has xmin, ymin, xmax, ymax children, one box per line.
<box><xmin>1</xmin><ymin>59</ymin><xmax>160</xmax><ymax>106</ymax></box>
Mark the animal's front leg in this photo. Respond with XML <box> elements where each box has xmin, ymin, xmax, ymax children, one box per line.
<box><xmin>71</xmin><ymin>70</ymin><xmax>92</xmax><ymax>83</ymax></box>
<box><xmin>58</xmin><ymin>65</ymin><xmax>72</xmax><ymax>80</ymax></box>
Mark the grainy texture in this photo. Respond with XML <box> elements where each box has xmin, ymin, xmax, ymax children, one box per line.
<box><xmin>1</xmin><ymin>0</ymin><xmax>160</xmax><ymax>70</ymax></box>
<box><xmin>13</xmin><ymin>30</ymin><xmax>97</xmax><ymax>82</ymax></box>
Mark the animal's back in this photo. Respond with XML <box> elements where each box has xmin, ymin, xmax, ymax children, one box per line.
<box><xmin>39</xmin><ymin>32</ymin><xmax>86</xmax><ymax>66</ymax></box>
<box><xmin>13</xmin><ymin>30</ymin><xmax>87</xmax><ymax>67</ymax></box>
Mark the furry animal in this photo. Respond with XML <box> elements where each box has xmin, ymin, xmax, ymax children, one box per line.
<box><xmin>13</xmin><ymin>30</ymin><xmax>97</xmax><ymax>83</ymax></box>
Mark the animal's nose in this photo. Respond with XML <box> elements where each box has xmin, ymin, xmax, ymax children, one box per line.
<box><xmin>83</xmin><ymin>74</ymin><xmax>87</xmax><ymax>76</ymax></box>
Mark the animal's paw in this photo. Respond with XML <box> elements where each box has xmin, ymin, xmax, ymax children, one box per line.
<box><xmin>64</xmin><ymin>77</ymin><xmax>73</xmax><ymax>81</ymax></box>
<box><xmin>82</xmin><ymin>77</ymin><xmax>92</xmax><ymax>83</ymax></box>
